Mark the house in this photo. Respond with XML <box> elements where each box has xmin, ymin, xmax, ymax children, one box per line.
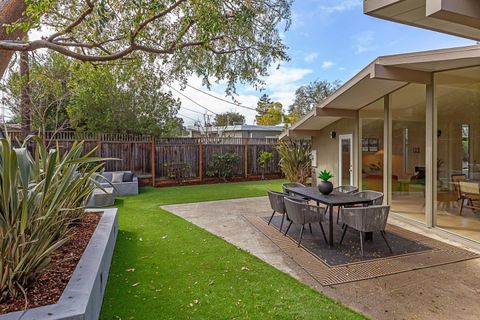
<box><xmin>282</xmin><ymin>0</ymin><xmax>480</xmax><ymax>243</ymax></box>
<box><xmin>187</xmin><ymin>124</ymin><xmax>285</xmax><ymax>139</ymax></box>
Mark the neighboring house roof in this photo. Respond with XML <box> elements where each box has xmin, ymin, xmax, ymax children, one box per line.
<box><xmin>188</xmin><ymin>124</ymin><xmax>285</xmax><ymax>133</ymax></box>
<box><xmin>364</xmin><ymin>0</ymin><xmax>480</xmax><ymax>41</ymax></box>
<box><xmin>282</xmin><ymin>44</ymin><xmax>480</xmax><ymax>139</ymax></box>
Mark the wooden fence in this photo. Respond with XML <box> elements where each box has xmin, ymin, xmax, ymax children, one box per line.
<box><xmin>12</xmin><ymin>132</ymin><xmax>283</xmax><ymax>185</ymax></box>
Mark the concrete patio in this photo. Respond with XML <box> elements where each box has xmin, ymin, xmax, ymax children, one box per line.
<box><xmin>162</xmin><ymin>196</ymin><xmax>480</xmax><ymax>320</ymax></box>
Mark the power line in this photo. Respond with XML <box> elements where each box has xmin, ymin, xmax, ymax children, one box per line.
<box><xmin>182</xmin><ymin>82</ymin><xmax>257</xmax><ymax>111</ymax></box>
<box><xmin>167</xmin><ymin>85</ymin><xmax>218</xmax><ymax>115</ymax></box>
<box><xmin>177</xmin><ymin>112</ymin><xmax>199</xmax><ymax>122</ymax></box>
<box><xmin>180</xmin><ymin>105</ymin><xmax>205</xmax><ymax>115</ymax></box>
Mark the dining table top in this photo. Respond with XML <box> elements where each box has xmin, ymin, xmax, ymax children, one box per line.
<box><xmin>285</xmin><ymin>186</ymin><xmax>372</xmax><ymax>206</ymax></box>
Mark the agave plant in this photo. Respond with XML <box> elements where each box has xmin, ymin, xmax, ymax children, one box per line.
<box><xmin>318</xmin><ymin>170</ymin><xmax>334</xmax><ymax>181</ymax></box>
<box><xmin>276</xmin><ymin>138</ymin><xmax>312</xmax><ymax>184</ymax></box>
<box><xmin>0</xmin><ymin>136</ymin><xmax>104</xmax><ymax>302</ymax></box>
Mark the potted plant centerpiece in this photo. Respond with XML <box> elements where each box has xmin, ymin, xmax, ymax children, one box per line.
<box><xmin>318</xmin><ymin>170</ymin><xmax>334</xmax><ymax>195</ymax></box>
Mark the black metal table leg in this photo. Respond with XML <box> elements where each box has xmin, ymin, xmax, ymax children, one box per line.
<box><xmin>365</xmin><ymin>232</ymin><xmax>373</xmax><ymax>241</ymax></box>
<box><xmin>328</xmin><ymin>205</ymin><xmax>334</xmax><ymax>247</ymax></box>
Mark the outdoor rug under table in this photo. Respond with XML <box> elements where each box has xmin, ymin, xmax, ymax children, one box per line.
<box><xmin>244</xmin><ymin>215</ymin><xmax>480</xmax><ymax>286</ymax></box>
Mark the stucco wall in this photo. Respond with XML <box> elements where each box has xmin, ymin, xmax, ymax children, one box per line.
<box><xmin>311</xmin><ymin>118</ymin><xmax>358</xmax><ymax>187</ymax></box>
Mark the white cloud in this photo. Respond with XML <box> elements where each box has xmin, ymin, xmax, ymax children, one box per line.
<box><xmin>304</xmin><ymin>52</ymin><xmax>319</xmax><ymax>63</ymax></box>
<box><xmin>353</xmin><ymin>31</ymin><xmax>377</xmax><ymax>54</ymax></box>
<box><xmin>321</xmin><ymin>61</ymin><xmax>335</xmax><ymax>70</ymax></box>
<box><xmin>318</xmin><ymin>0</ymin><xmax>363</xmax><ymax>14</ymax></box>
<box><xmin>172</xmin><ymin>66</ymin><xmax>313</xmax><ymax>125</ymax></box>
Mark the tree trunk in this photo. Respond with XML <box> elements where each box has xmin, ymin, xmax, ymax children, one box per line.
<box><xmin>20</xmin><ymin>51</ymin><xmax>31</xmax><ymax>139</ymax></box>
<box><xmin>0</xmin><ymin>0</ymin><xmax>26</xmax><ymax>79</ymax></box>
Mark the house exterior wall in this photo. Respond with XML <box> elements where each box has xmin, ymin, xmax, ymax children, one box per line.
<box><xmin>311</xmin><ymin>118</ymin><xmax>358</xmax><ymax>187</ymax></box>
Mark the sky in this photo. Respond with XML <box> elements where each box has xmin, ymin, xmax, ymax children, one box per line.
<box><xmin>172</xmin><ymin>0</ymin><xmax>475</xmax><ymax>127</ymax></box>
<box><xmin>0</xmin><ymin>0</ymin><xmax>475</xmax><ymax>125</ymax></box>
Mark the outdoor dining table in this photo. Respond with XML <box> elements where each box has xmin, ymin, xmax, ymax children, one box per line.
<box><xmin>285</xmin><ymin>187</ymin><xmax>372</xmax><ymax>247</ymax></box>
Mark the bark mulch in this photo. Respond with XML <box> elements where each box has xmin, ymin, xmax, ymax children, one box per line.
<box><xmin>0</xmin><ymin>212</ymin><xmax>101</xmax><ymax>315</ymax></box>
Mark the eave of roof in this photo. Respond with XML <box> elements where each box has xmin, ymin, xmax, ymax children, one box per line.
<box><xmin>285</xmin><ymin>44</ymin><xmax>480</xmax><ymax>138</ymax></box>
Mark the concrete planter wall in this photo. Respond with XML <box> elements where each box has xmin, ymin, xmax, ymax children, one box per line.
<box><xmin>1</xmin><ymin>208</ymin><xmax>118</xmax><ymax>320</ymax></box>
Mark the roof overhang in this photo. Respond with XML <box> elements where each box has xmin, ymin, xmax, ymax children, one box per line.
<box><xmin>281</xmin><ymin>45</ymin><xmax>480</xmax><ymax>139</ymax></box>
<box><xmin>364</xmin><ymin>0</ymin><xmax>480</xmax><ymax>41</ymax></box>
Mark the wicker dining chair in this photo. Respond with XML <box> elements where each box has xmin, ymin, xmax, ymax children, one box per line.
<box><xmin>339</xmin><ymin>205</ymin><xmax>392</xmax><ymax>256</ymax></box>
<box><xmin>282</xmin><ymin>182</ymin><xmax>311</xmax><ymax>201</ymax></box>
<box><xmin>334</xmin><ymin>185</ymin><xmax>359</xmax><ymax>223</ymax></box>
<box><xmin>267</xmin><ymin>191</ymin><xmax>289</xmax><ymax>232</ymax></box>
<box><xmin>283</xmin><ymin>197</ymin><xmax>328</xmax><ymax>247</ymax></box>
<box><xmin>353</xmin><ymin>190</ymin><xmax>384</xmax><ymax>205</ymax></box>
<box><xmin>334</xmin><ymin>185</ymin><xmax>358</xmax><ymax>194</ymax></box>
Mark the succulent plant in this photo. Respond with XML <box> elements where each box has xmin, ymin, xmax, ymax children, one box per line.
<box><xmin>318</xmin><ymin>170</ymin><xmax>334</xmax><ymax>181</ymax></box>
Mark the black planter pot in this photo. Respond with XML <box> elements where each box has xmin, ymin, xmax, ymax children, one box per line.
<box><xmin>318</xmin><ymin>180</ymin><xmax>333</xmax><ymax>195</ymax></box>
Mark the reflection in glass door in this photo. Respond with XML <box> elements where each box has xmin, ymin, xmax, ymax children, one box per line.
<box><xmin>339</xmin><ymin>134</ymin><xmax>353</xmax><ymax>186</ymax></box>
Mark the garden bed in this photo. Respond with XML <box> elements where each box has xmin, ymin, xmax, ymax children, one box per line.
<box><xmin>149</xmin><ymin>174</ymin><xmax>284</xmax><ymax>187</ymax></box>
<box><xmin>0</xmin><ymin>209</ymin><xmax>118</xmax><ymax>320</ymax></box>
<box><xmin>0</xmin><ymin>213</ymin><xmax>101</xmax><ymax>314</ymax></box>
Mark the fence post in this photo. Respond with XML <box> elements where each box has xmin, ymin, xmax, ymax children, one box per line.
<box><xmin>151</xmin><ymin>135</ymin><xmax>156</xmax><ymax>187</ymax></box>
<box><xmin>199</xmin><ymin>140</ymin><xmax>203</xmax><ymax>181</ymax></box>
<box><xmin>244</xmin><ymin>138</ymin><xmax>248</xmax><ymax>179</ymax></box>
<box><xmin>97</xmin><ymin>133</ymin><xmax>102</xmax><ymax>157</ymax></box>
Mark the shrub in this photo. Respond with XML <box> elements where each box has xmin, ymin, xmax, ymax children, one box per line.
<box><xmin>206</xmin><ymin>153</ymin><xmax>240</xmax><ymax>182</ymax></box>
<box><xmin>276</xmin><ymin>138</ymin><xmax>312</xmax><ymax>184</ymax></box>
<box><xmin>257</xmin><ymin>151</ymin><xmax>273</xmax><ymax>179</ymax></box>
<box><xmin>0</xmin><ymin>136</ymin><xmax>103</xmax><ymax>302</ymax></box>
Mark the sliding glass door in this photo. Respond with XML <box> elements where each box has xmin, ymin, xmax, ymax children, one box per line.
<box><xmin>390</xmin><ymin>84</ymin><xmax>426</xmax><ymax>224</ymax></box>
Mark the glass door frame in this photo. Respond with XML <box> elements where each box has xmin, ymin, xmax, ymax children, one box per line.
<box><xmin>339</xmin><ymin>134</ymin><xmax>354</xmax><ymax>186</ymax></box>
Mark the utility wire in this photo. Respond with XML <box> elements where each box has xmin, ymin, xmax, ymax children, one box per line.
<box><xmin>177</xmin><ymin>112</ymin><xmax>199</xmax><ymax>122</ymax></box>
<box><xmin>182</xmin><ymin>82</ymin><xmax>257</xmax><ymax>111</ymax></box>
<box><xmin>180</xmin><ymin>105</ymin><xmax>205</xmax><ymax>115</ymax></box>
<box><xmin>167</xmin><ymin>84</ymin><xmax>218</xmax><ymax>115</ymax></box>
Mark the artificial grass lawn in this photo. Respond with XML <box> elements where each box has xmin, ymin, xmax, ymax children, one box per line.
<box><xmin>100</xmin><ymin>180</ymin><xmax>366</xmax><ymax>320</ymax></box>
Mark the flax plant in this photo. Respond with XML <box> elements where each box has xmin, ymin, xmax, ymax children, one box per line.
<box><xmin>0</xmin><ymin>136</ymin><xmax>104</xmax><ymax>302</ymax></box>
<box><xmin>276</xmin><ymin>138</ymin><xmax>312</xmax><ymax>184</ymax></box>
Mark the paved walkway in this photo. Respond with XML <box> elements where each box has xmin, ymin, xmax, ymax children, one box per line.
<box><xmin>162</xmin><ymin>197</ymin><xmax>480</xmax><ymax>320</ymax></box>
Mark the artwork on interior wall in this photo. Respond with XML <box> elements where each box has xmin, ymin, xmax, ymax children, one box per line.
<box><xmin>362</xmin><ymin>138</ymin><xmax>379</xmax><ymax>152</ymax></box>
<box><xmin>362</xmin><ymin>138</ymin><xmax>369</xmax><ymax>152</ymax></box>
<box><xmin>368</xmin><ymin>138</ymin><xmax>379</xmax><ymax>152</ymax></box>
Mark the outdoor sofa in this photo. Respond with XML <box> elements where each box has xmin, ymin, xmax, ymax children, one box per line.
<box><xmin>96</xmin><ymin>171</ymin><xmax>139</xmax><ymax>195</ymax></box>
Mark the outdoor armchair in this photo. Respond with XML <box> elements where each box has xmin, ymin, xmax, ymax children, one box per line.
<box><xmin>352</xmin><ymin>190</ymin><xmax>384</xmax><ymax>205</ymax></box>
<box><xmin>334</xmin><ymin>185</ymin><xmax>358</xmax><ymax>194</ymax></box>
<box><xmin>340</xmin><ymin>205</ymin><xmax>392</xmax><ymax>256</ymax></box>
<box><xmin>334</xmin><ymin>185</ymin><xmax>359</xmax><ymax>223</ymax></box>
<box><xmin>267</xmin><ymin>191</ymin><xmax>290</xmax><ymax>232</ymax></box>
<box><xmin>283</xmin><ymin>197</ymin><xmax>328</xmax><ymax>247</ymax></box>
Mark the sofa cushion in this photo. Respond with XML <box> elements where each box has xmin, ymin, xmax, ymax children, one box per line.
<box><xmin>111</xmin><ymin>172</ymin><xmax>124</xmax><ymax>183</ymax></box>
<box><xmin>123</xmin><ymin>171</ymin><xmax>134</xmax><ymax>182</ymax></box>
<box><xmin>101</xmin><ymin>172</ymin><xmax>113</xmax><ymax>182</ymax></box>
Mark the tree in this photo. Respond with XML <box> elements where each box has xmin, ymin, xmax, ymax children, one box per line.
<box><xmin>257</xmin><ymin>151</ymin><xmax>272</xmax><ymax>179</ymax></box>
<box><xmin>256</xmin><ymin>101</ymin><xmax>284</xmax><ymax>126</ymax></box>
<box><xmin>214</xmin><ymin>112</ymin><xmax>245</xmax><ymax>127</ymax></box>
<box><xmin>67</xmin><ymin>59</ymin><xmax>184</xmax><ymax>136</ymax></box>
<box><xmin>2</xmin><ymin>53</ymin><xmax>71</xmax><ymax>136</ymax></box>
<box><xmin>288</xmin><ymin>80</ymin><xmax>341</xmax><ymax>118</ymax></box>
<box><xmin>0</xmin><ymin>0</ymin><xmax>26</xmax><ymax>79</ymax></box>
<box><xmin>0</xmin><ymin>0</ymin><xmax>292</xmax><ymax>94</ymax></box>
<box><xmin>2</xmin><ymin>53</ymin><xmax>185</xmax><ymax>136</ymax></box>
<box><xmin>256</xmin><ymin>94</ymin><xmax>272</xmax><ymax>116</ymax></box>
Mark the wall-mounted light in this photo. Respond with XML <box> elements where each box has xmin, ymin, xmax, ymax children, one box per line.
<box><xmin>329</xmin><ymin>131</ymin><xmax>337</xmax><ymax>139</ymax></box>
